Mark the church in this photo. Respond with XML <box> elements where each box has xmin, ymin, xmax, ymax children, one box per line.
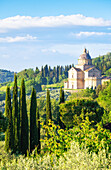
<box><xmin>64</xmin><ymin>48</ymin><xmax>101</xmax><ymax>89</ymax></box>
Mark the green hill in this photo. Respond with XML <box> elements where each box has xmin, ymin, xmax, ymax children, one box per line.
<box><xmin>92</xmin><ymin>52</ymin><xmax>111</xmax><ymax>75</ymax></box>
<box><xmin>0</xmin><ymin>69</ymin><xmax>14</xmax><ymax>83</ymax></box>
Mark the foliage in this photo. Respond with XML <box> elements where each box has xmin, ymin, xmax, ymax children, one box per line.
<box><xmin>5</xmin><ymin>86</ymin><xmax>13</xmax><ymax>152</ymax></box>
<box><xmin>41</xmin><ymin>119</ymin><xmax>111</xmax><ymax>156</ymax></box>
<box><xmin>46</xmin><ymin>89</ymin><xmax>52</xmax><ymax>126</ymax></box>
<box><xmin>59</xmin><ymin>87</ymin><xmax>65</xmax><ymax>128</ymax></box>
<box><xmin>0</xmin><ymin>69</ymin><xmax>14</xmax><ymax>83</ymax></box>
<box><xmin>60</xmin><ymin>99</ymin><xmax>104</xmax><ymax>128</ymax></box>
<box><xmin>12</xmin><ymin>74</ymin><xmax>19</xmax><ymax>152</ymax></box>
<box><xmin>92</xmin><ymin>52</ymin><xmax>111</xmax><ymax>75</ymax></box>
<box><xmin>19</xmin><ymin>79</ymin><xmax>28</xmax><ymax>155</ymax></box>
<box><xmin>0</xmin><ymin>112</ymin><xmax>8</xmax><ymax>133</ymax></box>
<box><xmin>30</xmin><ymin>88</ymin><xmax>38</xmax><ymax>153</ymax></box>
<box><xmin>97</xmin><ymin>81</ymin><xmax>111</xmax><ymax>111</ymax></box>
<box><xmin>0</xmin><ymin>140</ymin><xmax>111</xmax><ymax>169</ymax></box>
<box><xmin>36</xmin><ymin>108</ymin><xmax>40</xmax><ymax>153</ymax></box>
<box><xmin>69</xmin><ymin>88</ymin><xmax>97</xmax><ymax>100</ymax></box>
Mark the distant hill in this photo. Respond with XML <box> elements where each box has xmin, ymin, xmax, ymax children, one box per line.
<box><xmin>0</xmin><ymin>69</ymin><xmax>14</xmax><ymax>83</ymax></box>
<box><xmin>92</xmin><ymin>52</ymin><xmax>111</xmax><ymax>75</ymax></box>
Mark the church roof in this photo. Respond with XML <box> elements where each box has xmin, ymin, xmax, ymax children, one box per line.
<box><xmin>68</xmin><ymin>67</ymin><xmax>82</xmax><ymax>72</ymax></box>
<box><xmin>84</xmin><ymin>66</ymin><xmax>95</xmax><ymax>72</ymax></box>
<box><xmin>79</xmin><ymin>48</ymin><xmax>91</xmax><ymax>60</ymax></box>
<box><xmin>74</xmin><ymin>68</ymin><xmax>82</xmax><ymax>71</ymax></box>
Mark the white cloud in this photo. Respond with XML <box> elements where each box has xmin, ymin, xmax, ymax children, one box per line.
<box><xmin>0</xmin><ymin>34</ymin><xmax>37</xmax><ymax>43</ymax></box>
<box><xmin>71</xmin><ymin>31</ymin><xmax>111</xmax><ymax>37</ymax></box>
<box><xmin>41</xmin><ymin>48</ymin><xmax>57</xmax><ymax>53</ymax></box>
<box><xmin>44</xmin><ymin>43</ymin><xmax>111</xmax><ymax>58</ymax></box>
<box><xmin>1</xmin><ymin>14</ymin><xmax>111</xmax><ymax>32</ymax></box>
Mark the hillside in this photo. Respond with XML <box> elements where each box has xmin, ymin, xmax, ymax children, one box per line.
<box><xmin>0</xmin><ymin>69</ymin><xmax>14</xmax><ymax>83</ymax></box>
<box><xmin>92</xmin><ymin>52</ymin><xmax>111</xmax><ymax>75</ymax></box>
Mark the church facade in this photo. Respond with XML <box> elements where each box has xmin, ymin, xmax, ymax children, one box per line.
<box><xmin>64</xmin><ymin>48</ymin><xmax>101</xmax><ymax>89</ymax></box>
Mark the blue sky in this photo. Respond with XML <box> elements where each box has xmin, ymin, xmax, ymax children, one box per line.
<box><xmin>0</xmin><ymin>0</ymin><xmax>111</xmax><ymax>71</ymax></box>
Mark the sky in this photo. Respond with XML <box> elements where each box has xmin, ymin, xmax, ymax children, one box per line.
<box><xmin>0</xmin><ymin>0</ymin><xmax>111</xmax><ymax>72</ymax></box>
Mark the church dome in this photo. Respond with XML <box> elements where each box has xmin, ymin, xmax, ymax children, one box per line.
<box><xmin>79</xmin><ymin>48</ymin><xmax>91</xmax><ymax>60</ymax></box>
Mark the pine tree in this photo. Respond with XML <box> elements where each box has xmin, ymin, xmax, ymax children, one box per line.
<box><xmin>36</xmin><ymin>107</ymin><xmax>40</xmax><ymax>153</ymax></box>
<box><xmin>59</xmin><ymin>87</ymin><xmax>65</xmax><ymax>129</ymax></box>
<box><xmin>46</xmin><ymin>89</ymin><xmax>52</xmax><ymax>125</ymax></box>
<box><xmin>12</xmin><ymin>74</ymin><xmax>19</xmax><ymax>152</ymax></box>
<box><xmin>30</xmin><ymin>88</ymin><xmax>37</xmax><ymax>153</ymax></box>
<box><xmin>19</xmin><ymin>79</ymin><xmax>28</xmax><ymax>155</ymax></box>
<box><xmin>5</xmin><ymin>86</ymin><xmax>13</xmax><ymax>152</ymax></box>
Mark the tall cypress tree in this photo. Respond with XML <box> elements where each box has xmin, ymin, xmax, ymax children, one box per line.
<box><xmin>57</xmin><ymin>65</ymin><xmax>59</xmax><ymax>82</ymax></box>
<box><xmin>46</xmin><ymin>89</ymin><xmax>52</xmax><ymax>125</ymax></box>
<box><xmin>59</xmin><ymin>87</ymin><xmax>65</xmax><ymax>129</ymax></box>
<box><xmin>5</xmin><ymin>86</ymin><xmax>13</xmax><ymax>152</ymax></box>
<box><xmin>12</xmin><ymin>74</ymin><xmax>19</xmax><ymax>152</ymax></box>
<box><xmin>36</xmin><ymin>107</ymin><xmax>40</xmax><ymax>153</ymax></box>
<box><xmin>41</xmin><ymin>66</ymin><xmax>44</xmax><ymax>77</ymax></box>
<box><xmin>30</xmin><ymin>88</ymin><xmax>37</xmax><ymax>153</ymax></box>
<box><xmin>19</xmin><ymin>79</ymin><xmax>28</xmax><ymax>155</ymax></box>
<box><xmin>60</xmin><ymin>87</ymin><xmax>65</xmax><ymax>103</ymax></box>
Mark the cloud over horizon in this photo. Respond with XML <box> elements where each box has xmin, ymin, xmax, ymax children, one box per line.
<box><xmin>0</xmin><ymin>34</ymin><xmax>37</xmax><ymax>43</ymax></box>
<box><xmin>1</xmin><ymin>14</ymin><xmax>111</xmax><ymax>32</ymax></box>
<box><xmin>71</xmin><ymin>31</ymin><xmax>111</xmax><ymax>37</ymax></box>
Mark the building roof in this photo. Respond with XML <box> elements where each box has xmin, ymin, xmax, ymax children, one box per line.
<box><xmin>84</xmin><ymin>66</ymin><xmax>95</xmax><ymax>72</ymax></box>
<box><xmin>74</xmin><ymin>67</ymin><xmax>82</xmax><ymax>71</ymax></box>
<box><xmin>101</xmin><ymin>76</ymin><xmax>111</xmax><ymax>80</ymax></box>
<box><xmin>68</xmin><ymin>67</ymin><xmax>82</xmax><ymax>72</ymax></box>
<box><xmin>79</xmin><ymin>48</ymin><xmax>91</xmax><ymax>60</ymax></box>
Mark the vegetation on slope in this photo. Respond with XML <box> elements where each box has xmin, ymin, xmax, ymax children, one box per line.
<box><xmin>0</xmin><ymin>69</ymin><xmax>14</xmax><ymax>83</ymax></box>
<box><xmin>92</xmin><ymin>52</ymin><xmax>111</xmax><ymax>75</ymax></box>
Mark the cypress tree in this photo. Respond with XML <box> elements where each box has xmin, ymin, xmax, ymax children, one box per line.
<box><xmin>46</xmin><ymin>89</ymin><xmax>51</xmax><ymax>125</ymax></box>
<box><xmin>59</xmin><ymin>87</ymin><xmax>65</xmax><ymax>129</ymax></box>
<box><xmin>12</xmin><ymin>74</ymin><xmax>19</xmax><ymax>152</ymax></box>
<box><xmin>60</xmin><ymin>87</ymin><xmax>65</xmax><ymax>103</ymax></box>
<box><xmin>19</xmin><ymin>79</ymin><xmax>28</xmax><ymax>155</ymax></box>
<box><xmin>41</xmin><ymin>66</ymin><xmax>44</xmax><ymax>77</ymax></box>
<box><xmin>30</xmin><ymin>88</ymin><xmax>37</xmax><ymax>153</ymax></box>
<box><xmin>36</xmin><ymin>107</ymin><xmax>40</xmax><ymax>153</ymax></box>
<box><xmin>5</xmin><ymin>86</ymin><xmax>13</xmax><ymax>152</ymax></box>
<box><xmin>57</xmin><ymin>65</ymin><xmax>59</xmax><ymax>82</ymax></box>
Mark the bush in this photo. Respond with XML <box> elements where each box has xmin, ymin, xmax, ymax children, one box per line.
<box><xmin>60</xmin><ymin>99</ymin><xmax>104</xmax><ymax>128</ymax></box>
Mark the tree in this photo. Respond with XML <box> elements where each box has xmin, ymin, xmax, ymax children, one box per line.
<box><xmin>44</xmin><ymin>65</ymin><xmax>48</xmax><ymax>77</ymax></box>
<box><xmin>52</xmin><ymin>77</ymin><xmax>56</xmax><ymax>84</ymax></box>
<box><xmin>36</xmin><ymin>108</ymin><xmax>40</xmax><ymax>153</ymax></box>
<box><xmin>57</xmin><ymin>65</ymin><xmax>59</xmax><ymax>82</ymax></box>
<box><xmin>59</xmin><ymin>87</ymin><xmax>65</xmax><ymax>129</ymax></box>
<box><xmin>41</xmin><ymin>66</ymin><xmax>44</xmax><ymax>77</ymax></box>
<box><xmin>60</xmin><ymin>99</ymin><xmax>104</xmax><ymax>128</ymax></box>
<box><xmin>5</xmin><ymin>86</ymin><xmax>13</xmax><ymax>152</ymax></box>
<box><xmin>46</xmin><ymin>89</ymin><xmax>52</xmax><ymax>125</ymax></box>
<box><xmin>96</xmin><ymin>84</ymin><xmax>102</xmax><ymax>96</ymax></box>
<box><xmin>59</xmin><ymin>87</ymin><xmax>65</xmax><ymax>103</ymax></box>
<box><xmin>59</xmin><ymin>66</ymin><xmax>62</xmax><ymax>76</ymax></box>
<box><xmin>12</xmin><ymin>74</ymin><xmax>19</xmax><ymax>152</ymax></box>
<box><xmin>30</xmin><ymin>88</ymin><xmax>37</xmax><ymax>153</ymax></box>
<box><xmin>0</xmin><ymin>111</ymin><xmax>8</xmax><ymax>133</ymax></box>
<box><xmin>19</xmin><ymin>79</ymin><xmax>28</xmax><ymax>155</ymax></box>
